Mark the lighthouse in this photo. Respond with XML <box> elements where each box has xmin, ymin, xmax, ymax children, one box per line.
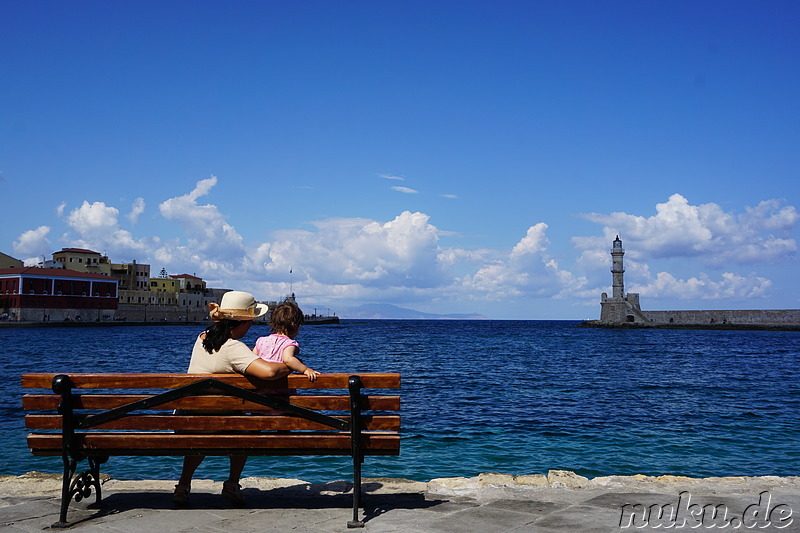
<box><xmin>600</xmin><ymin>236</ymin><xmax>641</xmax><ymax>323</ymax></box>
<box><xmin>611</xmin><ymin>235</ymin><xmax>625</xmax><ymax>299</ymax></box>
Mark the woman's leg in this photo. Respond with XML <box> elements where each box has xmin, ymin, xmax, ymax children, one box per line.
<box><xmin>222</xmin><ymin>456</ymin><xmax>248</xmax><ymax>505</ymax></box>
<box><xmin>228</xmin><ymin>456</ymin><xmax>247</xmax><ymax>483</ymax></box>
<box><xmin>178</xmin><ymin>455</ymin><xmax>204</xmax><ymax>486</ymax></box>
<box><xmin>174</xmin><ymin>455</ymin><xmax>204</xmax><ymax>505</ymax></box>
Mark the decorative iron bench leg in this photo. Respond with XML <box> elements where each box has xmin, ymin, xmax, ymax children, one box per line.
<box><xmin>347</xmin><ymin>375</ymin><xmax>365</xmax><ymax>528</ymax></box>
<box><xmin>85</xmin><ymin>456</ymin><xmax>106</xmax><ymax>507</ymax></box>
<box><xmin>51</xmin><ymin>374</ymin><xmax>106</xmax><ymax>527</ymax></box>
<box><xmin>54</xmin><ymin>457</ymin><xmax>77</xmax><ymax>528</ymax></box>
<box><xmin>53</xmin><ymin>456</ymin><xmax>106</xmax><ymax>528</ymax></box>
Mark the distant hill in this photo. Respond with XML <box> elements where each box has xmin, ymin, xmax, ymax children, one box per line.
<box><xmin>342</xmin><ymin>303</ymin><xmax>486</xmax><ymax>320</ymax></box>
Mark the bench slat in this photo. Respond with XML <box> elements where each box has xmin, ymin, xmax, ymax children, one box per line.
<box><xmin>22</xmin><ymin>373</ymin><xmax>400</xmax><ymax>390</ymax></box>
<box><xmin>28</xmin><ymin>433</ymin><xmax>400</xmax><ymax>456</ymax></box>
<box><xmin>22</xmin><ymin>394</ymin><xmax>400</xmax><ymax>411</ymax></box>
<box><xmin>25</xmin><ymin>414</ymin><xmax>401</xmax><ymax>431</ymax></box>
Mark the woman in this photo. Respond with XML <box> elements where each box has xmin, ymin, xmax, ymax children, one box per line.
<box><xmin>173</xmin><ymin>291</ymin><xmax>292</xmax><ymax>506</ymax></box>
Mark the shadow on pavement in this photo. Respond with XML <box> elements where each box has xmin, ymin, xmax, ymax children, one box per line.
<box><xmin>62</xmin><ymin>480</ymin><xmax>448</xmax><ymax>527</ymax></box>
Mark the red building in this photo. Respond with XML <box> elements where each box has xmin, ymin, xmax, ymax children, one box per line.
<box><xmin>0</xmin><ymin>267</ymin><xmax>118</xmax><ymax>322</ymax></box>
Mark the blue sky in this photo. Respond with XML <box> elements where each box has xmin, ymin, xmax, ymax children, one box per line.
<box><xmin>1</xmin><ymin>1</ymin><xmax>798</xmax><ymax>319</ymax></box>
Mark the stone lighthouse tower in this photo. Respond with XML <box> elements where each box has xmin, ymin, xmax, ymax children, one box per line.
<box><xmin>611</xmin><ymin>235</ymin><xmax>625</xmax><ymax>299</ymax></box>
<box><xmin>600</xmin><ymin>235</ymin><xmax>641</xmax><ymax>323</ymax></box>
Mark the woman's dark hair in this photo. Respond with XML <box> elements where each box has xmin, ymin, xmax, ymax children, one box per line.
<box><xmin>271</xmin><ymin>301</ymin><xmax>304</xmax><ymax>338</ymax></box>
<box><xmin>202</xmin><ymin>319</ymin><xmax>240</xmax><ymax>353</ymax></box>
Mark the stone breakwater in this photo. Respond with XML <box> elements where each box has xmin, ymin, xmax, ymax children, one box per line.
<box><xmin>3</xmin><ymin>470</ymin><xmax>799</xmax><ymax>499</ymax></box>
<box><xmin>578</xmin><ymin>319</ymin><xmax>800</xmax><ymax>331</ymax></box>
<box><xmin>427</xmin><ymin>471</ymin><xmax>800</xmax><ymax>499</ymax></box>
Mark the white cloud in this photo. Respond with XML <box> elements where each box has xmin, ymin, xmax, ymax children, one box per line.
<box><xmin>158</xmin><ymin>176</ymin><xmax>245</xmax><ymax>260</ymax></box>
<box><xmin>127</xmin><ymin>197</ymin><xmax>146</xmax><ymax>224</ymax></box>
<box><xmin>263</xmin><ymin>211</ymin><xmax>445</xmax><ymax>289</ymax></box>
<box><xmin>391</xmin><ymin>186</ymin><xmax>418</xmax><ymax>194</ymax></box>
<box><xmin>510</xmin><ymin>223</ymin><xmax>549</xmax><ymax>259</ymax></box>
<box><xmin>630</xmin><ymin>271</ymin><xmax>772</xmax><ymax>300</ymax></box>
<box><xmin>212</xmin><ymin>210</ymin><xmax>583</xmax><ymax>307</ymax></box>
<box><xmin>459</xmin><ymin>223</ymin><xmax>585</xmax><ymax>300</ymax></box>
<box><xmin>26</xmin><ymin>178</ymin><xmax>585</xmax><ymax>311</ymax></box>
<box><xmin>13</xmin><ymin>226</ymin><xmax>51</xmax><ymax>258</ymax></box>
<box><xmin>67</xmin><ymin>201</ymin><xmax>120</xmax><ymax>235</ymax></box>
<box><xmin>576</xmin><ymin>193</ymin><xmax>798</xmax><ymax>265</ymax></box>
<box><xmin>440</xmin><ymin>193</ymin><xmax>458</xmax><ymax>199</ymax></box>
<box><xmin>380</xmin><ymin>174</ymin><xmax>405</xmax><ymax>181</ymax></box>
<box><xmin>742</xmin><ymin>199</ymin><xmax>799</xmax><ymax>232</ymax></box>
<box><xmin>63</xmin><ymin>201</ymin><xmax>148</xmax><ymax>258</ymax></box>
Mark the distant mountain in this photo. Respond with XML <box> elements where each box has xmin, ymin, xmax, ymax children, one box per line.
<box><xmin>342</xmin><ymin>303</ymin><xmax>486</xmax><ymax>320</ymax></box>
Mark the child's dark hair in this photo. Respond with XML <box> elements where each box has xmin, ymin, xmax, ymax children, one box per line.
<box><xmin>202</xmin><ymin>319</ymin><xmax>240</xmax><ymax>353</ymax></box>
<box><xmin>271</xmin><ymin>301</ymin><xmax>304</xmax><ymax>338</ymax></box>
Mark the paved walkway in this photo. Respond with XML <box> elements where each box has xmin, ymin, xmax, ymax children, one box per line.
<box><xmin>1</xmin><ymin>471</ymin><xmax>799</xmax><ymax>532</ymax></box>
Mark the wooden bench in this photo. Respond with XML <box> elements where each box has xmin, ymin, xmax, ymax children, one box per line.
<box><xmin>22</xmin><ymin>372</ymin><xmax>401</xmax><ymax>528</ymax></box>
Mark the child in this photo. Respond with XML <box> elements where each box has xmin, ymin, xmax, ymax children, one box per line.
<box><xmin>253</xmin><ymin>301</ymin><xmax>320</xmax><ymax>381</ymax></box>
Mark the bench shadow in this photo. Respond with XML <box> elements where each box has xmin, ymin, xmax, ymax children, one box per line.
<box><xmin>72</xmin><ymin>481</ymin><xmax>445</xmax><ymax>525</ymax></box>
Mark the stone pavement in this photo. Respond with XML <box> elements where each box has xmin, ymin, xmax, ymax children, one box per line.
<box><xmin>1</xmin><ymin>471</ymin><xmax>799</xmax><ymax>532</ymax></box>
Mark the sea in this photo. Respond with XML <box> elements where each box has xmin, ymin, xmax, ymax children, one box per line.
<box><xmin>2</xmin><ymin>320</ymin><xmax>798</xmax><ymax>484</ymax></box>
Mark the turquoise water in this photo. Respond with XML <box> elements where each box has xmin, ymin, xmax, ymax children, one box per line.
<box><xmin>2</xmin><ymin>321</ymin><xmax>799</xmax><ymax>483</ymax></box>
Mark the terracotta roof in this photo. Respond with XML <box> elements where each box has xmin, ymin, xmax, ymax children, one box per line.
<box><xmin>0</xmin><ymin>267</ymin><xmax>118</xmax><ymax>281</ymax></box>
<box><xmin>173</xmin><ymin>274</ymin><xmax>202</xmax><ymax>279</ymax></box>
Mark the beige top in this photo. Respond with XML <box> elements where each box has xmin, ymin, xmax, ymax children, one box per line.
<box><xmin>187</xmin><ymin>334</ymin><xmax>258</xmax><ymax>374</ymax></box>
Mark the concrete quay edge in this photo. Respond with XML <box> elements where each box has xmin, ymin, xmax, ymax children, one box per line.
<box><xmin>2</xmin><ymin>471</ymin><xmax>799</xmax><ymax>532</ymax></box>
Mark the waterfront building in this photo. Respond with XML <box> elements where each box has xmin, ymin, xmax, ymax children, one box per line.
<box><xmin>150</xmin><ymin>276</ymin><xmax>180</xmax><ymax>293</ymax></box>
<box><xmin>115</xmin><ymin>270</ymin><xmax>219</xmax><ymax>322</ymax></box>
<box><xmin>0</xmin><ymin>267</ymin><xmax>118</xmax><ymax>322</ymax></box>
<box><xmin>0</xmin><ymin>252</ymin><xmax>24</xmax><ymax>269</ymax></box>
<box><xmin>172</xmin><ymin>274</ymin><xmax>207</xmax><ymax>293</ymax></box>
<box><xmin>38</xmin><ymin>259</ymin><xmax>64</xmax><ymax>269</ymax></box>
<box><xmin>0</xmin><ymin>248</ymin><xmax>320</xmax><ymax>324</ymax></box>
<box><xmin>110</xmin><ymin>261</ymin><xmax>150</xmax><ymax>291</ymax></box>
<box><xmin>51</xmin><ymin>248</ymin><xmax>112</xmax><ymax>276</ymax></box>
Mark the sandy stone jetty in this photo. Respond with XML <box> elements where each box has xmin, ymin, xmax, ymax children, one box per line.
<box><xmin>2</xmin><ymin>471</ymin><xmax>799</xmax><ymax>531</ymax></box>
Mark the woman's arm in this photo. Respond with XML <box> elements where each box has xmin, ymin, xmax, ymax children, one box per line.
<box><xmin>243</xmin><ymin>358</ymin><xmax>293</xmax><ymax>380</ymax></box>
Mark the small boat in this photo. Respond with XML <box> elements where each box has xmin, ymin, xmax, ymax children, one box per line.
<box><xmin>304</xmin><ymin>314</ymin><xmax>340</xmax><ymax>325</ymax></box>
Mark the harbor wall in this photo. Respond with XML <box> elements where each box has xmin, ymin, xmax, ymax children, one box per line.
<box><xmin>12</xmin><ymin>307</ymin><xmax>116</xmax><ymax>323</ymax></box>
<box><xmin>641</xmin><ymin>309</ymin><xmax>800</xmax><ymax>326</ymax></box>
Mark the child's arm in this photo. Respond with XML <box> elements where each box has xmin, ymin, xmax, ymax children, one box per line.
<box><xmin>281</xmin><ymin>345</ymin><xmax>320</xmax><ymax>381</ymax></box>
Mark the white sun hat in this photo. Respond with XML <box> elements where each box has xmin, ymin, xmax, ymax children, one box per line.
<box><xmin>208</xmin><ymin>291</ymin><xmax>268</xmax><ymax>321</ymax></box>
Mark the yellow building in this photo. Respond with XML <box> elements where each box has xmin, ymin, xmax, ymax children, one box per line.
<box><xmin>150</xmin><ymin>277</ymin><xmax>180</xmax><ymax>293</ymax></box>
<box><xmin>173</xmin><ymin>274</ymin><xmax>207</xmax><ymax>293</ymax></box>
<box><xmin>52</xmin><ymin>248</ymin><xmax>111</xmax><ymax>276</ymax></box>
